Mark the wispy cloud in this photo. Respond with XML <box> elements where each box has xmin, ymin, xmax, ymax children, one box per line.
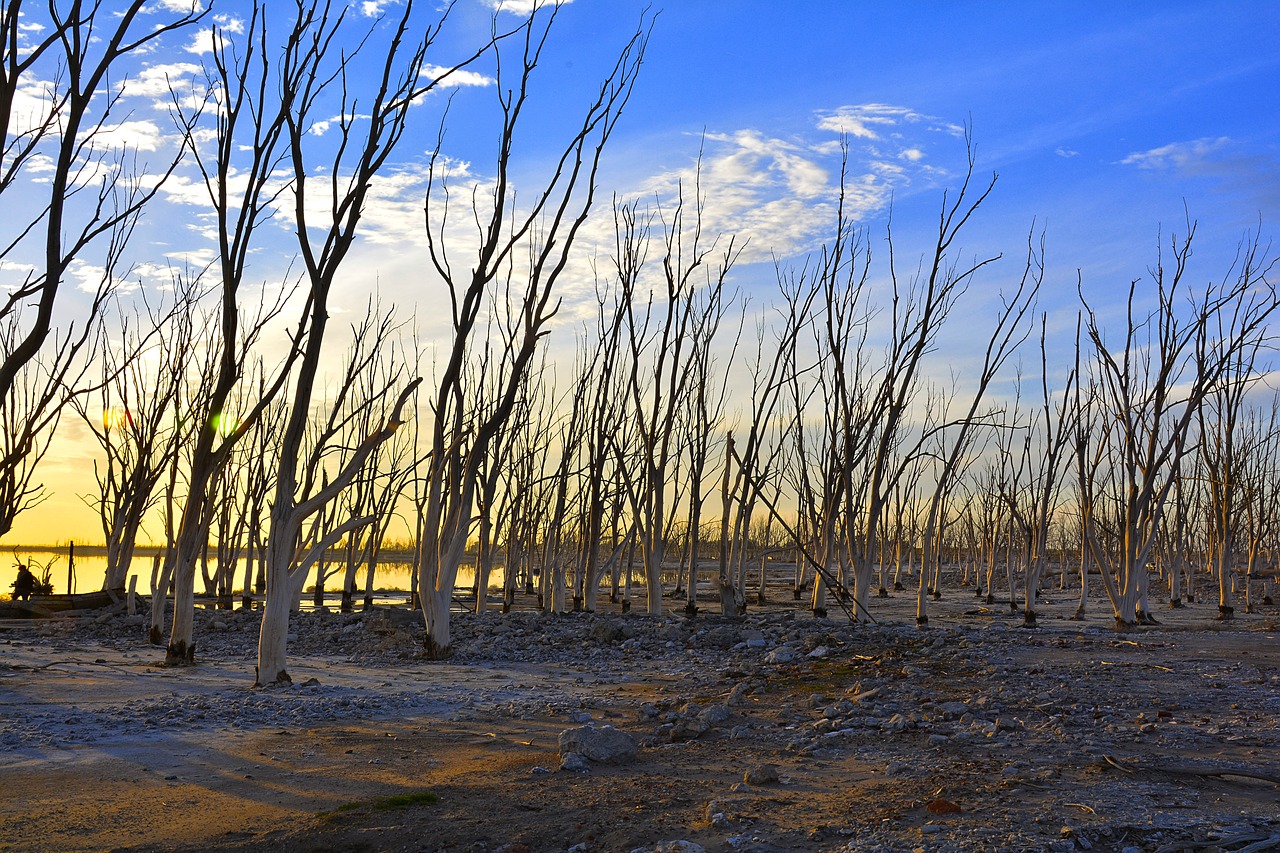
<box><xmin>419</xmin><ymin>65</ymin><xmax>495</xmax><ymax>88</ymax></box>
<box><xmin>816</xmin><ymin>104</ymin><xmax>964</xmax><ymax>141</ymax></box>
<box><xmin>144</xmin><ymin>0</ymin><xmax>204</xmax><ymax>14</ymax></box>
<box><xmin>630</xmin><ymin>129</ymin><xmax>837</xmax><ymax>264</ymax></box>
<box><xmin>309</xmin><ymin>113</ymin><xmax>373</xmax><ymax>136</ymax></box>
<box><xmin>1120</xmin><ymin>136</ymin><xmax>1231</xmax><ymax>170</ymax></box>
<box><xmin>117</xmin><ymin>62</ymin><xmax>203</xmax><ymax>101</ymax></box>
<box><xmin>483</xmin><ymin>0</ymin><xmax>574</xmax><ymax>14</ymax></box>
<box><xmin>1055</xmin><ymin>147</ymin><xmax>1079</xmax><ymax>158</ymax></box>
<box><xmin>1119</xmin><ymin>136</ymin><xmax>1280</xmax><ymax>209</ymax></box>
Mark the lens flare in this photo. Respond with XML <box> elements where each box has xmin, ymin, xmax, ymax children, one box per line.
<box><xmin>211</xmin><ymin>412</ymin><xmax>240</xmax><ymax>437</ymax></box>
<box><xmin>102</xmin><ymin>407</ymin><xmax>132</xmax><ymax>430</ymax></box>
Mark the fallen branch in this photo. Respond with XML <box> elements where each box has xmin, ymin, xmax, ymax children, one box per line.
<box><xmin>1103</xmin><ymin>754</ymin><xmax>1280</xmax><ymax>785</ymax></box>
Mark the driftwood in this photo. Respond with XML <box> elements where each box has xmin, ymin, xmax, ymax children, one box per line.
<box><xmin>1155</xmin><ymin>832</ymin><xmax>1280</xmax><ymax>853</ymax></box>
<box><xmin>1103</xmin><ymin>753</ymin><xmax>1280</xmax><ymax>785</ymax></box>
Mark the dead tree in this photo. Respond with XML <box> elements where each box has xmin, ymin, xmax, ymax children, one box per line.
<box><xmin>576</xmin><ymin>270</ymin><xmax>630</xmax><ymax>612</ymax></box>
<box><xmin>163</xmin><ymin>0</ymin><xmax>321</xmax><ymax>665</ymax></box>
<box><xmin>255</xmin><ymin>0</ymin><xmax>455</xmax><ymax>685</ymax></box>
<box><xmin>1196</xmin><ymin>240</ymin><xmax>1277</xmax><ymax>619</ymax></box>
<box><xmin>0</xmin><ymin>0</ymin><xmax>202</xmax><ymax>540</ymax></box>
<box><xmin>1238</xmin><ymin>398</ymin><xmax>1280</xmax><ymax>609</ymax></box>
<box><xmin>913</xmin><ymin>231</ymin><xmax>1043</xmax><ymax>624</ymax></box>
<box><xmin>844</xmin><ymin>142</ymin><xmax>999</xmax><ymax>622</ymax></box>
<box><xmin>1076</xmin><ymin>224</ymin><xmax>1278</xmax><ymax>629</ymax></box>
<box><xmin>679</xmin><ymin>278</ymin><xmax>740</xmax><ymax>615</ymax></box>
<box><xmin>417</xmin><ymin>6</ymin><xmax>649</xmax><ymax>658</ymax></box>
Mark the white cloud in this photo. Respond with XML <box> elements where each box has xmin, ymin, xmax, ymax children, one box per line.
<box><xmin>183</xmin><ymin>16</ymin><xmax>243</xmax><ymax>56</ymax></box>
<box><xmin>309</xmin><ymin>113</ymin><xmax>373</xmax><ymax>137</ymax></box>
<box><xmin>7</xmin><ymin>80</ymin><xmax>57</xmax><ymax>137</ymax></box>
<box><xmin>816</xmin><ymin>104</ymin><xmax>963</xmax><ymax>141</ymax></box>
<box><xmin>90</xmin><ymin>119</ymin><xmax>167</xmax><ymax>153</ymax></box>
<box><xmin>1055</xmin><ymin>147</ymin><xmax>1079</xmax><ymax>158</ymax></box>
<box><xmin>68</xmin><ymin>260</ymin><xmax>108</xmax><ymax>294</ymax></box>
<box><xmin>419</xmin><ymin>65</ymin><xmax>495</xmax><ymax>88</ymax></box>
<box><xmin>118</xmin><ymin>62</ymin><xmax>203</xmax><ymax>100</ymax></box>
<box><xmin>595</xmin><ymin>110</ymin><xmax>962</xmax><ymax>268</ymax></box>
<box><xmin>628</xmin><ymin>130</ymin><xmax>842</xmax><ymax>264</ymax></box>
<box><xmin>144</xmin><ymin>0</ymin><xmax>204</xmax><ymax>13</ymax></box>
<box><xmin>24</xmin><ymin>154</ymin><xmax>56</xmax><ymax>174</ymax></box>
<box><xmin>183</xmin><ymin>29</ymin><xmax>215</xmax><ymax>55</ymax></box>
<box><xmin>361</xmin><ymin>1</ymin><xmax>387</xmax><ymax>15</ymax></box>
<box><xmin>484</xmin><ymin>0</ymin><xmax>573</xmax><ymax>14</ymax></box>
<box><xmin>1120</xmin><ymin>137</ymin><xmax>1231</xmax><ymax>170</ymax></box>
<box><xmin>0</xmin><ymin>260</ymin><xmax>38</xmax><ymax>291</ymax></box>
<box><xmin>212</xmin><ymin>14</ymin><xmax>245</xmax><ymax>34</ymax></box>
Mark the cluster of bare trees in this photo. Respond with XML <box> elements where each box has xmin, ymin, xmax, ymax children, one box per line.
<box><xmin>3</xmin><ymin>2</ymin><xmax>1278</xmax><ymax>688</ymax></box>
<box><xmin>419</xmin><ymin>144</ymin><xmax>1279</xmax><ymax>652</ymax></box>
<box><xmin>1</xmin><ymin>0</ymin><xmax>651</xmax><ymax>682</ymax></box>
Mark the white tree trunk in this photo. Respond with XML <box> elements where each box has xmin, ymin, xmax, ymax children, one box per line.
<box><xmin>644</xmin><ymin>536</ymin><xmax>664</xmax><ymax>615</ymax></box>
<box><xmin>256</xmin><ymin>559</ymin><xmax>310</xmax><ymax>686</ymax></box>
<box><xmin>852</xmin><ymin>563</ymin><xmax>874</xmax><ymax>623</ymax></box>
<box><xmin>167</xmin><ymin>556</ymin><xmax>197</xmax><ymax>663</ymax></box>
<box><xmin>422</xmin><ymin>585</ymin><xmax>453</xmax><ymax>659</ymax></box>
<box><xmin>1075</xmin><ymin>549</ymin><xmax>1088</xmax><ymax>618</ymax></box>
<box><xmin>811</xmin><ymin>571</ymin><xmax>828</xmax><ymax>617</ymax></box>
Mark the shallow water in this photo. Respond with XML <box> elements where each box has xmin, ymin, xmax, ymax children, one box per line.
<box><xmin>0</xmin><ymin>550</ymin><xmax>498</xmax><ymax>599</ymax></box>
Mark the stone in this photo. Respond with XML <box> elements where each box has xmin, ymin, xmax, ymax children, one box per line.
<box><xmin>651</xmin><ymin>843</ymin><xmax>706</xmax><ymax>853</ymax></box>
<box><xmin>744</xmin><ymin>764</ymin><xmax>780</xmax><ymax>785</ymax></box>
<box><xmin>590</xmin><ymin>620</ymin><xmax>626</xmax><ymax>643</ymax></box>
<box><xmin>560</xmin><ymin>751</ymin><xmax>590</xmax><ymax>772</ymax></box>
<box><xmin>700</xmin><ymin>704</ymin><xmax>731</xmax><ymax>726</ymax></box>
<box><xmin>765</xmin><ymin>647</ymin><xmax>797</xmax><ymax>664</ymax></box>
<box><xmin>668</xmin><ymin>714</ymin><xmax>710</xmax><ymax>741</ymax></box>
<box><xmin>558</xmin><ymin>723</ymin><xmax>637</xmax><ymax>763</ymax></box>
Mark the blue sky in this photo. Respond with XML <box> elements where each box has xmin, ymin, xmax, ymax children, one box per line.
<box><xmin>6</xmin><ymin>0</ymin><xmax>1280</xmax><ymax>544</ymax></box>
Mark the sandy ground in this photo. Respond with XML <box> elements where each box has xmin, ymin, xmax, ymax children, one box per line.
<box><xmin>1</xmin><ymin>583</ymin><xmax>1279</xmax><ymax>853</ymax></box>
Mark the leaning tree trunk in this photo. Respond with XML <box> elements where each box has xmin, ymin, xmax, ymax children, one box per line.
<box><xmin>256</xmin><ymin>528</ymin><xmax>312</xmax><ymax>686</ymax></box>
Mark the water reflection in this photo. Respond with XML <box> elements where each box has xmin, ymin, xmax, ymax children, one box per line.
<box><xmin>2</xmin><ymin>550</ymin><xmax>497</xmax><ymax>603</ymax></box>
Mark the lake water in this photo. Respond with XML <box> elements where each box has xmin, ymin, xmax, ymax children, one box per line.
<box><xmin>1</xmin><ymin>551</ymin><xmax>498</xmax><ymax>600</ymax></box>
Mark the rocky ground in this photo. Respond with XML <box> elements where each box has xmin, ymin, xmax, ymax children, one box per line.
<box><xmin>1</xmin><ymin>586</ymin><xmax>1278</xmax><ymax>853</ymax></box>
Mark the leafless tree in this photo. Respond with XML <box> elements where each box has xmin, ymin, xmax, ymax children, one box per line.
<box><xmin>416</xmin><ymin>6</ymin><xmax>649</xmax><ymax>658</ymax></box>
<box><xmin>1076</xmin><ymin>223</ymin><xmax>1278</xmax><ymax>629</ymax></box>
<box><xmin>1196</xmin><ymin>244</ymin><xmax>1277</xmax><ymax>619</ymax></box>
<box><xmin>844</xmin><ymin>143</ymin><xmax>999</xmax><ymax>622</ymax></box>
<box><xmin>0</xmin><ymin>0</ymin><xmax>202</xmax><ymax>540</ymax></box>
<box><xmin>255</xmin><ymin>0</ymin><xmax>463</xmax><ymax>684</ymax></box>
<box><xmin>74</xmin><ymin>279</ymin><xmax>206</xmax><ymax>592</ymax></box>
<box><xmin>163</xmin><ymin>0</ymin><xmax>317</xmax><ymax>665</ymax></box>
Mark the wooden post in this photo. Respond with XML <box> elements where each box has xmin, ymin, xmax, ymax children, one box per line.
<box><xmin>127</xmin><ymin>575</ymin><xmax>137</xmax><ymax>616</ymax></box>
<box><xmin>68</xmin><ymin>541</ymin><xmax>76</xmax><ymax>594</ymax></box>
